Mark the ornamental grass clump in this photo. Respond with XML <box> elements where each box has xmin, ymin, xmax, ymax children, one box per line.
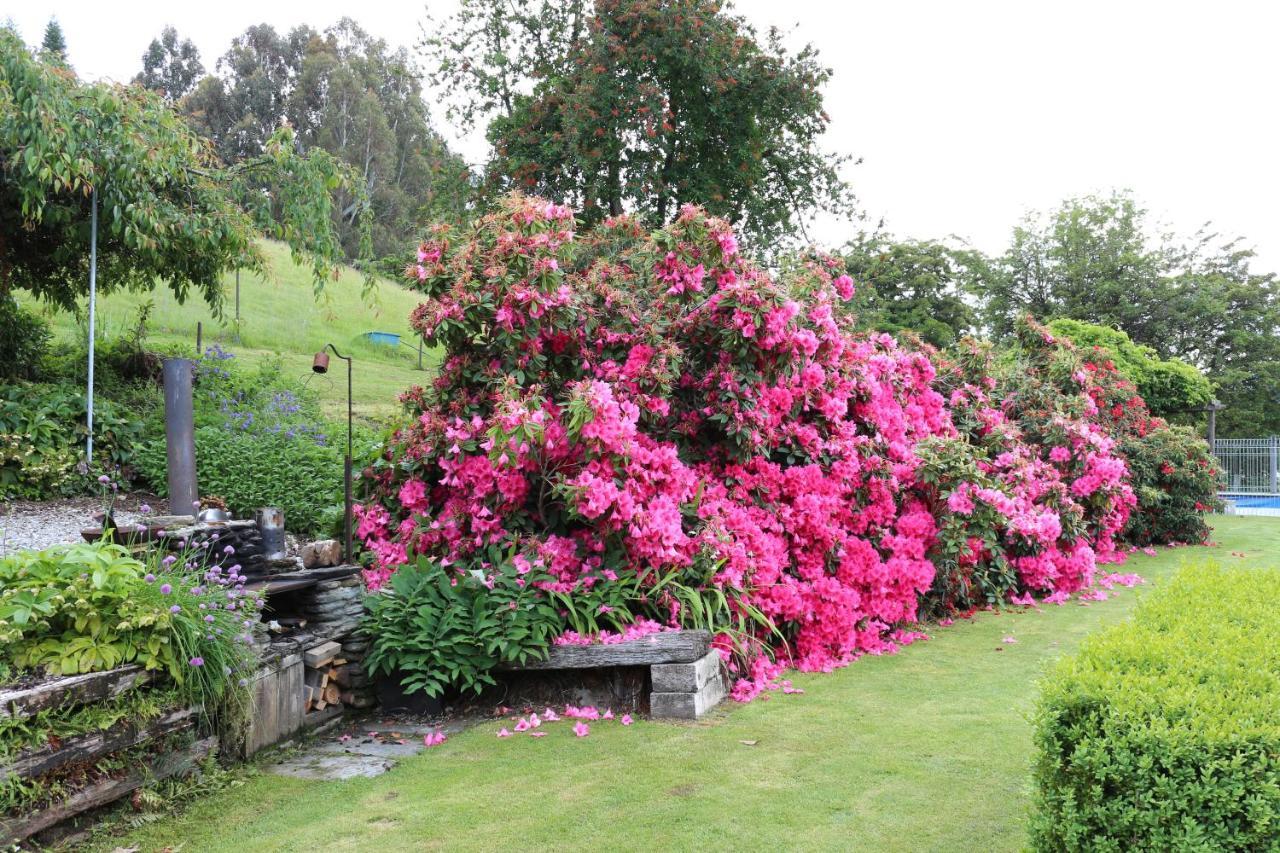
<box><xmin>1030</xmin><ymin>563</ymin><xmax>1280</xmax><ymax>851</ymax></box>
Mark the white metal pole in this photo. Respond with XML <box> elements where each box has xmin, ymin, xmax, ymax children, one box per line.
<box><xmin>86</xmin><ymin>186</ymin><xmax>97</xmax><ymax>461</ymax></box>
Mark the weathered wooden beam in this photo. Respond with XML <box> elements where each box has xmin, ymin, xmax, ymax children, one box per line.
<box><xmin>501</xmin><ymin>630</ymin><xmax>711</xmax><ymax>670</ymax></box>
<box><xmin>0</xmin><ymin>666</ymin><xmax>153</xmax><ymax>720</ymax></box>
<box><xmin>0</xmin><ymin>736</ymin><xmax>217</xmax><ymax>845</ymax></box>
<box><xmin>1</xmin><ymin>707</ymin><xmax>197</xmax><ymax>781</ymax></box>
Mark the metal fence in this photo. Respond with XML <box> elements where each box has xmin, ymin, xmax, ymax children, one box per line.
<box><xmin>1214</xmin><ymin>437</ymin><xmax>1279</xmax><ymax>495</ymax></box>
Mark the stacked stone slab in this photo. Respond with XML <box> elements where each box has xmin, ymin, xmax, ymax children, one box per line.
<box><xmin>302</xmin><ymin>577</ymin><xmax>375</xmax><ymax>709</ymax></box>
<box><xmin>650</xmin><ymin>650</ymin><xmax>727</xmax><ymax>719</ymax></box>
<box><xmin>157</xmin><ymin>519</ymin><xmax>300</xmax><ymax>577</ymax></box>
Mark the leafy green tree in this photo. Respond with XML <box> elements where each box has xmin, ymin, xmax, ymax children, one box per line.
<box><xmin>0</xmin><ymin>30</ymin><xmax>370</xmax><ymax>313</ymax></box>
<box><xmin>134</xmin><ymin>26</ymin><xmax>205</xmax><ymax>99</ymax></box>
<box><xmin>980</xmin><ymin>192</ymin><xmax>1171</xmax><ymax>341</ymax></box>
<box><xmin>977</xmin><ymin>192</ymin><xmax>1280</xmax><ymax>435</ymax></box>
<box><xmin>39</xmin><ymin>18</ymin><xmax>67</xmax><ymax>63</ymax></box>
<box><xmin>423</xmin><ymin>0</ymin><xmax>854</xmax><ymax>246</ymax></box>
<box><xmin>841</xmin><ymin>233</ymin><xmax>981</xmax><ymax>348</ymax></box>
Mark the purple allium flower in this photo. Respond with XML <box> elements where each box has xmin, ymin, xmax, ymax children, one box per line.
<box><xmin>189</xmin><ymin>657</ymin><xmax>204</xmax><ymax>667</ymax></box>
<box><xmin>205</xmin><ymin>615</ymin><xmax>216</xmax><ymax>623</ymax></box>
<box><xmin>223</xmin><ymin>545</ymin><xmax>235</xmax><ymax>555</ymax></box>
<box><xmin>140</xmin><ymin>503</ymin><xmax>152</xmax><ymax>514</ymax></box>
<box><xmin>170</xmin><ymin>605</ymin><xmax>182</xmax><ymax>613</ymax></box>
<box><xmin>160</xmin><ymin>583</ymin><xmax>173</xmax><ymax>595</ymax></box>
<box><xmin>97</xmin><ymin>474</ymin><xmax>111</xmax><ymax>484</ymax></box>
<box><xmin>144</xmin><ymin>573</ymin><xmax>156</xmax><ymax>583</ymax></box>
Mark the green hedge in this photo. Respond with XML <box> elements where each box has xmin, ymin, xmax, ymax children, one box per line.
<box><xmin>138</xmin><ymin>427</ymin><xmax>343</xmax><ymax>536</ymax></box>
<box><xmin>1030</xmin><ymin>563</ymin><xmax>1280</xmax><ymax>851</ymax></box>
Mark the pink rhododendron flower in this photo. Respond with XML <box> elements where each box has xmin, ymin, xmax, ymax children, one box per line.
<box><xmin>573</xmin><ymin>722</ymin><xmax>590</xmax><ymax>737</ymax></box>
<box><xmin>620</xmin><ymin>714</ymin><xmax>633</xmax><ymax>726</ymax></box>
<box><xmin>497</xmin><ymin>728</ymin><xmax>512</xmax><ymax>738</ymax></box>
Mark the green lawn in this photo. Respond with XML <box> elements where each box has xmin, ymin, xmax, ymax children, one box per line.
<box><xmin>19</xmin><ymin>241</ymin><xmax>435</xmax><ymax>421</ymax></box>
<box><xmin>103</xmin><ymin>516</ymin><xmax>1280</xmax><ymax>852</ymax></box>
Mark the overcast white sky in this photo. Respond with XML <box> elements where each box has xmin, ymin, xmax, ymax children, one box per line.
<box><xmin>10</xmin><ymin>0</ymin><xmax>1278</xmax><ymax>268</ymax></box>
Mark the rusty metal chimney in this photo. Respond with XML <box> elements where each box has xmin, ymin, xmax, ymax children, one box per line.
<box><xmin>162</xmin><ymin>357</ymin><xmax>199</xmax><ymax>517</ymax></box>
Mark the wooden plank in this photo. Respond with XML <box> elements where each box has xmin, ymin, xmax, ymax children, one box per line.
<box><xmin>304</xmin><ymin>641</ymin><xmax>342</xmax><ymax>668</ymax></box>
<box><xmin>501</xmin><ymin>630</ymin><xmax>711</xmax><ymax>670</ymax></box>
<box><xmin>0</xmin><ymin>666</ymin><xmax>153</xmax><ymax>720</ymax></box>
<box><xmin>0</xmin><ymin>736</ymin><xmax>217</xmax><ymax>845</ymax></box>
<box><xmin>244</xmin><ymin>654</ymin><xmax>304</xmax><ymax>757</ymax></box>
<box><xmin>1</xmin><ymin>707</ymin><xmax>197</xmax><ymax>781</ymax></box>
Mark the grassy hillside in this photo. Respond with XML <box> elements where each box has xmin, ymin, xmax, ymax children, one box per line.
<box><xmin>19</xmin><ymin>241</ymin><xmax>435</xmax><ymax>421</ymax></box>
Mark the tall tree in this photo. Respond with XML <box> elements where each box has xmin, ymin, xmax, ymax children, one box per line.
<box><xmin>134</xmin><ymin>26</ymin><xmax>204</xmax><ymax>99</ymax></box>
<box><xmin>40</xmin><ymin>18</ymin><xmax>67</xmax><ymax>63</ymax></box>
<box><xmin>980</xmin><ymin>192</ymin><xmax>1171</xmax><ymax>341</ymax></box>
<box><xmin>423</xmin><ymin>0</ymin><xmax>855</xmax><ymax>246</ymax></box>
<box><xmin>181</xmin><ymin>20</ymin><xmax>469</xmax><ymax>264</ymax></box>
<box><xmin>841</xmin><ymin>233</ymin><xmax>982</xmax><ymax>348</ymax></box>
<box><xmin>0</xmin><ymin>30</ymin><xmax>371</xmax><ymax>312</ymax></box>
<box><xmin>977</xmin><ymin>192</ymin><xmax>1280</xmax><ymax>435</ymax></box>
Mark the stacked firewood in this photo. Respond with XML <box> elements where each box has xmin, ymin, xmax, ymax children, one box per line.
<box><xmin>302</xmin><ymin>640</ymin><xmax>375</xmax><ymax>712</ymax></box>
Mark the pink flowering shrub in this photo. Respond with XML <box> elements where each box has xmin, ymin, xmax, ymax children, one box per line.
<box><xmin>919</xmin><ymin>320</ymin><xmax>1136</xmax><ymax>613</ymax></box>
<box><xmin>359</xmin><ymin>195</ymin><xmax>1207</xmax><ymax>701</ymax></box>
<box><xmin>359</xmin><ymin>194</ymin><xmax>951</xmax><ymax>691</ymax></box>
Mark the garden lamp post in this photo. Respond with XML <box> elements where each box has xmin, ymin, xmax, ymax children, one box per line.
<box><xmin>313</xmin><ymin>345</ymin><xmax>353</xmax><ymax>563</ymax></box>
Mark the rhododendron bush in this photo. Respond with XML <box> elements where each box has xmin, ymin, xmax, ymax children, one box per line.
<box><xmin>910</xmin><ymin>321</ymin><xmax>1141</xmax><ymax>615</ymax></box>
<box><xmin>1078</xmin><ymin>354</ymin><xmax>1222</xmax><ymax>546</ymax></box>
<box><xmin>356</xmin><ymin>194</ymin><xmax>1208</xmax><ymax>699</ymax></box>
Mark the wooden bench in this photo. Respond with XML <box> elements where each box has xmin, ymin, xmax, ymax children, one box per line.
<box><xmin>505</xmin><ymin>630</ymin><xmax>727</xmax><ymax>719</ymax></box>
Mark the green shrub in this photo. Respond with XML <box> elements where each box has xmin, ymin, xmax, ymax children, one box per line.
<box><xmin>363</xmin><ymin>549</ymin><xmax>562</xmax><ymax>698</ymax></box>
<box><xmin>1119</xmin><ymin>425</ymin><xmax>1223</xmax><ymax>546</ymax></box>
<box><xmin>1030</xmin><ymin>563</ymin><xmax>1280</xmax><ymax>851</ymax></box>
<box><xmin>0</xmin><ymin>540</ymin><xmax>259</xmax><ymax>713</ymax></box>
<box><xmin>138</xmin><ymin>427</ymin><xmax>343</xmax><ymax>535</ymax></box>
<box><xmin>0</xmin><ymin>382</ymin><xmax>148</xmax><ymax>499</ymax></box>
<box><xmin>0</xmin><ymin>296</ymin><xmax>50</xmax><ymax>381</ymax></box>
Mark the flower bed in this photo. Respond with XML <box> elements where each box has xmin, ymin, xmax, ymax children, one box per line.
<box><xmin>0</xmin><ymin>538</ymin><xmax>262</xmax><ymax>841</ymax></box>
<box><xmin>356</xmin><ymin>194</ymin><xmax>1209</xmax><ymax>701</ymax></box>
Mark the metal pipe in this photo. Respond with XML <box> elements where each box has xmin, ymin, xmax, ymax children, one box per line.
<box><xmin>162</xmin><ymin>358</ymin><xmax>199</xmax><ymax>516</ymax></box>
<box><xmin>315</xmin><ymin>344</ymin><xmax>354</xmax><ymax>562</ymax></box>
<box><xmin>86</xmin><ymin>187</ymin><xmax>97</xmax><ymax>461</ymax></box>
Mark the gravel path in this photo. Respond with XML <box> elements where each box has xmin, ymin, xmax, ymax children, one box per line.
<box><xmin>0</xmin><ymin>495</ymin><xmax>157</xmax><ymax>554</ymax></box>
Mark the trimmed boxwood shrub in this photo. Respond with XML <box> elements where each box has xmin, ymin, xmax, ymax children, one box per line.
<box><xmin>1030</xmin><ymin>563</ymin><xmax>1280</xmax><ymax>851</ymax></box>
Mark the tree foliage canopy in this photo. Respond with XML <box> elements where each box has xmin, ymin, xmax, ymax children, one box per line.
<box><xmin>423</xmin><ymin>0</ymin><xmax>854</xmax><ymax>246</ymax></box>
<box><xmin>841</xmin><ymin>233</ymin><xmax>980</xmax><ymax>348</ymax></box>
<box><xmin>39</xmin><ymin>19</ymin><xmax>66</xmax><ymax>63</ymax></box>
<box><xmin>976</xmin><ymin>192</ymin><xmax>1280</xmax><ymax>434</ymax></box>
<box><xmin>133</xmin><ymin>25</ymin><xmax>205</xmax><ymax>100</ymax></box>
<box><xmin>0</xmin><ymin>30</ymin><xmax>370</xmax><ymax>312</ymax></box>
<box><xmin>178</xmin><ymin>19</ymin><xmax>471</xmax><ymax>266</ymax></box>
